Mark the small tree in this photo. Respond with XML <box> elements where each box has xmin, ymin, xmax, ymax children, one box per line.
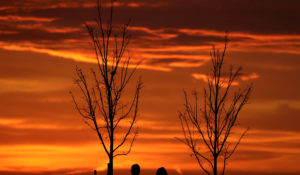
<box><xmin>70</xmin><ymin>0</ymin><xmax>142</xmax><ymax>175</ymax></box>
<box><xmin>178</xmin><ymin>37</ymin><xmax>252</xmax><ymax>175</ymax></box>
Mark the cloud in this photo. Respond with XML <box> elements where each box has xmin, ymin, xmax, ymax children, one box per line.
<box><xmin>15</xmin><ymin>24</ymin><xmax>82</xmax><ymax>33</ymax></box>
<box><xmin>0</xmin><ymin>78</ymin><xmax>71</xmax><ymax>93</ymax></box>
<box><xmin>0</xmin><ymin>15</ymin><xmax>57</xmax><ymax>22</ymax></box>
<box><xmin>242</xmin><ymin>103</ymin><xmax>300</xmax><ymax>132</ymax></box>
<box><xmin>0</xmin><ymin>42</ymin><xmax>95</xmax><ymax>63</ymax></box>
<box><xmin>129</xmin><ymin>26</ymin><xmax>178</xmax><ymax>40</ymax></box>
<box><xmin>240</xmin><ymin>72</ymin><xmax>259</xmax><ymax>81</ymax></box>
<box><xmin>1</xmin><ymin>0</ymin><xmax>300</xmax><ymax>33</ymax></box>
<box><xmin>0</xmin><ymin>0</ymin><xmax>299</xmax><ymax>71</ymax></box>
<box><xmin>191</xmin><ymin>71</ymin><xmax>259</xmax><ymax>87</ymax></box>
<box><xmin>0</xmin><ymin>1</ymin><xmax>299</xmax><ymax>71</ymax></box>
<box><xmin>1</xmin><ymin>23</ymin><xmax>298</xmax><ymax>71</ymax></box>
<box><xmin>127</xmin><ymin>0</ymin><xmax>300</xmax><ymax>34</ymax></box>
<box><xmin>191</xmin><ymin>73</ymin><xmax>207</xmax><ymax>82</ymax></box>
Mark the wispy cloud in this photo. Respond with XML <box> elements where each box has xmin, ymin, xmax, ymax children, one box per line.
<box><xmin>191</xmin><ymin>72</ymin><xmax>259</xmax><ymax>86</ymax></box>
<box><xmin>0</xmin><ymin>15</ymin><xmax>57</xmax><ymax>22</ymax></box>
<box><xmin>241</xmin><ymin>72</ymin><xmax>259</xmax><ymax>81</ymax></box>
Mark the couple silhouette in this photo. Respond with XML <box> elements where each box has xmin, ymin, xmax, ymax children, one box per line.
<box><xmin>131</xmin><ymin>164</ymin><xmax>167</xmax><ymax>175</ymax></box>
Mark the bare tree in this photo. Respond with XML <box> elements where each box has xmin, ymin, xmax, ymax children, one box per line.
<box><xmin>70</xmin><ymin>1</ymin><xmax>142</xmax><ymax>175</ymax></box>
<box><xmin>178</xmin><ymin>37</ymin><xmax>252</xmax><ymax>175</ymax></box>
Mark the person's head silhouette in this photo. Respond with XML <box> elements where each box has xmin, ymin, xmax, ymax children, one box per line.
<box><xmin>156</xmin><ymin>167</ymin><xmax>167</xmax><ymax>175</ymax></box>
<box><xmin>131</xmin><ymin>164</ymin><xmax>140</xmax><ymax>175</ymax></box>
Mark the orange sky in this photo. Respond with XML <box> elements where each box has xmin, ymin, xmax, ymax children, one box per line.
<box><xmin>0</xmin><ymin>0</ymin><xmax>300</xmax><ymax>175</ymax></box>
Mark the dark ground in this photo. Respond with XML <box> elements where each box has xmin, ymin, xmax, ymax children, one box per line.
<box><xmin>0</xmin><ymin>169</ymin><xmax>299</xmax><ymax>175</ymax></box>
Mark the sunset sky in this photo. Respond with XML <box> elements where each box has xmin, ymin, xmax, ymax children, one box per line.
<box><xmin>0</xmin><ymin>0</ymin><xmax>300</xmax><ymax>175</ymax></box>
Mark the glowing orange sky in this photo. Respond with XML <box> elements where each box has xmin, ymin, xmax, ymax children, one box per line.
<box><xmin>0</xmin><ymin>0</ymin><xmax>300</xmax><ymax>175</ymax></box>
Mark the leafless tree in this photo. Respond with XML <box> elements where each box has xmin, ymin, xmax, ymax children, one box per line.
<box><xmin>178</xmin><ymin>37</ymin><xmax>252</xmax><ymax>175</ymax></box>
<box><xmin>70</xmin><ymin>1</ymin><xmax>142</xmax><ymax>175</ymax></box>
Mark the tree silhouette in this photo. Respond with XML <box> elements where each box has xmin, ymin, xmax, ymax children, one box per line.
<box><xmin>70</xmin><ymin>0</ymin><xmax>142</xmax><ymax>175</ymax></box>
<box><xmin>178</xmin><ymin>37</ymin><xmax>252</xmax><ymax>175</ymax></box>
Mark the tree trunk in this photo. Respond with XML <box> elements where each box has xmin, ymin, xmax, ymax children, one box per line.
<box><xmin>214</xmin><ymin>155</ymin><xmax>217</xmax><ymax>175</ymax></box>
<box><xmin>108</xmin><ymin>118</ymin><xmax>114</xmax><ymax>175</ymax></box>
<box><xmin>108</xmin><ymin>134</ymin><xmax>114</xmax><ymax>175</ymax></box>
<box><xmin>107</xmin><ymin>161</ymin><xmax>113</xmax><ymax>175</ymax></box>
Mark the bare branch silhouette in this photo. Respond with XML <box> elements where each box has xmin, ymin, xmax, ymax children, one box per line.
<box><xmin>178</xmin><ymin>36</ymin><xmax>252</xmax><ymax>175</ymax></box>
<box><xmin>70</xmin><ymin>1</ymin><xmax>142</xmax><ymax>175</ymax></box>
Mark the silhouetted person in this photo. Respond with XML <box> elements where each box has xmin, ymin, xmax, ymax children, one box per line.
<box><xmin>156</xmin><ymin>167</ymin><xmax>167</xmax><ymax>175</ymax></box>
<box><xmin>131</xmin><ymin>164</ymin><xmax>140</xmax><ymax>175</ymax></box>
